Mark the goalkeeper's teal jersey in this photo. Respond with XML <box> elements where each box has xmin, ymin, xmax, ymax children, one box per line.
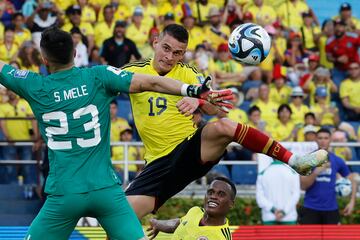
<box><xmin>0</xmin><ymin>65</ymin><xmax>134</xmax><ymax>195</ymax></box>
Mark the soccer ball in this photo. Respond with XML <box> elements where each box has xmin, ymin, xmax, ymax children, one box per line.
<box><xmin>228</xmin><ymin>23</ymin><xmax>271</xmax><ymax>65</ymax></box>
<box><xmin>335</xmin><ymin>177</ymin><xmax>352</xmax><ymax>197</ymax></box>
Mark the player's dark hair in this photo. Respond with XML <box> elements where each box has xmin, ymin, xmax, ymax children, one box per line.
<box><xmin>160</xmin><ymin>24</ymin><xmax>188</xmax><ymax>43</ymax></box>
<box><xmin>277</xmin><ymin>104</ymin><xmax>292</xmax><ymax>115</ymax></box>
<box><xmin>248</xmin><ymin>105</ymin><xmax>261</xmax><ymax>115</ymax></box>
<box><xmin>317</xmin><ymin>128</ymin><xmax>331</xmax><ymax>136</ymax></box>
<box><xmin>212</xmin><ymin>177</ymin><xmax>237</xmax><ymax>200</ymax></box>
<box><xmin>110</xmin><ymin>99</ymin><xmax>118</xmax><ymax>106</ymax></box>
<box><xmin>40</xmin><ymin>27</ymin><xmax>74</xmax><ymax>65</ymax></box>
<box><xmin>103</xmin><ymin>4</ymin><xmax>113</xmax><ymax>12</ymax></box>
<box><xmin>305</xmin><ymin>112</ymin><xmax>316</xmax><ymax>119</ymax></box>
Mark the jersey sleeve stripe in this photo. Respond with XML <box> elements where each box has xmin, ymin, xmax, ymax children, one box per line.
<box><xmin>177</xmin><ymin>62</ymin><xmax>200</xmax><ymax>74</ymax></box>
<box><xmin>221</xmin><ymin>228</ymin><xmax>230</xmax><ymax>240</ymax></box>
<box><xmin>122</xmin><ymin>59</ymin><xmax>151</xmax><ymax>69</ymax></box>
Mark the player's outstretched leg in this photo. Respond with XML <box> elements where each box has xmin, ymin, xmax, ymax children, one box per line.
<box><xmin>200</xmin><ymin>118</ymin><xmax>328</xmax><ymax>175</ymax></box>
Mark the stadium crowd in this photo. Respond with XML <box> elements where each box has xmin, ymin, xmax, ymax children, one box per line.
<box><xmin>0</xmin><ymin>0</ymin><xmax>359</xmax><ymax>193</ymax></box>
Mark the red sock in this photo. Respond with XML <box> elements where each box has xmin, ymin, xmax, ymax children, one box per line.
<box><xmin>233</xmin><ymin>123</ymin><xmax>293</xmax><ymax>163</ymax></box>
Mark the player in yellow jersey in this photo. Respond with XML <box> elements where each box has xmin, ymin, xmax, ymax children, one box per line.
<box><xmin>147</xmin><ymin>177</ymin><xmax>234</xmax><ymax>240</ymax></box>
<box><xmin>122</xmin><ymin>24</ymin><xmax>329</xmax><ymax>220</ymax></box>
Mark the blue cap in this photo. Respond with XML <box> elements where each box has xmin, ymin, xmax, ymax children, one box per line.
<box><xmin>315</xmin><ymin>87</ymin><xmax>327</xmax><ymax>97</ymax></box>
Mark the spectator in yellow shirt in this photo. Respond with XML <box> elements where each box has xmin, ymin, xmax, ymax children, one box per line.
<box><xmin>0</xmin><ymin>90</ymin><xmax>38</xmax><ymax>186</ymax></box>
<box><xmin>17</xmin><ymin>41</ymin><xmax>42</xmax><ymax>73</ymax></box>
<box><xmin>140</xmin><ymin>27</ymin><xmax>160</xmax><ymax>59</ymax></box>
<box><xmin>204</xmin><ymin>7</ymin><xmax>230</xmax><ymax>51</ymax></box>
<box><xmin>247</xmin><ymin>105</ymin><xmax>268</xmax><ymax>133</ymax></box>
<box><xmin>269</xmin><ymin>64</ymin><xmax>292</xmax><ymax>104</ymax></box>
<box><xmin>94</xmin><ymin>4</ymin><xmax>115</xmax><ymax>48</ymax></box>
<box><xmin>300</xmin><ymin>11</ymin><xmax>321</xmax><ymax>52</ymax></box>
<box><xmin>126</xmin><ymin>7</ymin><xmax>151</xmax><ymax>55</ymax></box>
<box><xmin>209</xmin><ymin>43</ymin><xmax>245</xmax><ymax>89</ymax></box>
<box><xmin>289</xmin><ymin>86</ymin><xmax>309</xmax><ymax>125</ymax></box>
<box><xmin>110</xmin><ymin>100</ymin><xmax>132</xmax><ymax>143</ymax></box>
<box><xmin>77</xmin><ymin>0</ymin><xmax>96</xmax><ymax>25</ymax></box>
<box><xmin>252</xmin><ymin>83</ymin><xmax>279</xmax><ymax>126</ymax></box>
<box><xmin>269</xmin><ymin>104</ymin><xmax>296</xmax><ymax>141</ymax></box>
<box><xmin>0</xmin><ymin>26</ymin><xmax>18</xmax><ymax>63</ymax></box>
<box><xmin>277</xmin><ymin>0</ymin><xmax>309</xmax><ymax>31</ymax></box>
<box><xmin>310</xmin><ymin>86</ymin><xmax>340</xmax><ymax>127</ymax></box>
<box><xmin>340</xmin><ymin>62</ymin><xmax>360</xmax><ymax>121</ymax></box>
<box><xmin>63</xmin><ymin>5</ymin><xmax>94</xmax><ymax>54</ymax></box>
<box><xmin>191</xmin><ymin>0</ymin><xmax>217</xmax><ymax>25</ymax></box>
<box><xmin>181</xmin><ymin>14</ymin><xmax>204</xmax><ymax>52</ymax></box>
<box><xmin>12</xmin><ymin>12</ymin><xmax>32</xmax><ymax>47</ymax></box>
<box><xmin>159</xmin><ymin>0</ymin><xmax>183</xmax><ymax>23</ymax></box>
<box><xmin>318</xmin><ymin>19</ymin><xmax>334</xmax><ymax>69</ymax></box>
<box><xmin>296</xmin><ymin>112</ymin><xmax>319</xmax><ymax>142</ymax></box>
<box><xmin>112</xmin><ymin>127</ymin><xmax>141</xmax><ymax>182</ymax></box>
<box><xmin>331</xmin><ymin>130</ymin><xmax>352</xmax><ymax>161</ymax></box>
<box><xmin>303</xmin><ymin>67</ymin><xmax>337</xmax><ymax>106</ymax></box>
<box><xmin>247</xmin><ymin>0</ymin><xmax>277</xmax><ymax>26</ymax></box>
<box><xmin>135</xmin><ymin>0</ymin><xmax>159</xmax><ymax>29</ymax></box>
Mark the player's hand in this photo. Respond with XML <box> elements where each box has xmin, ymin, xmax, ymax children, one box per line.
<box><xmin>176</xmin><ymin>97</ymin><xmax>199</xmax><ymax>117</ymax></box>
<box><xmin>147</xmin><ymin>219</ymin><xmax>161</xmax><ymax>240</ymax></box>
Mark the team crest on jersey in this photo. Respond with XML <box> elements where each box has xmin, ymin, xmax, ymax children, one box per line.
<box><xmin>197</xmin><ymin>237</ymin><xmax>208</xmax><ymax>240</ymax></box>
<box><xmin>14</xmin><ymin>69</ymin><xmax>29</xmax><ymax>78</ymax></box>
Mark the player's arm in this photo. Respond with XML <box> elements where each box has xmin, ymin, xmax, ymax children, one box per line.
<box><xmin>147</xmin><ymin>218</ymin><xmax>180</xmax><ymax>240</ymax></box>
<box><xmin>129</xmin><ymin>73</ymin><xmax>233</xmax><ymax>104</ymax></box>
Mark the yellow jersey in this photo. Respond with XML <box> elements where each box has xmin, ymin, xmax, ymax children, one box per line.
<box><xmin>94</xmin><ymin>21</ymin><xmax>115</xmax><ymax>47</ymax></box>
<box><xmin>308</xmin><ymin>82</ymin><xmax>331</xmax><ymax>106</ymax></box>
<box><xmin>289</xmin><ymin>103</ymin><xmax>309</xmax><ymax>125</ymax></box>
<box><xmin>340</xmin><ymin>79</ymin><xmax>360</xmax><ymax>107</ymax></box>
<box><xmin>0</xmin><ymin>43</ymin><xmax>19</xmax><ymax>63</ymax></box>
<box><xmin>81</xmin><ymin>5</ymin><xmax>96</xmax><ymax>24</ymax></box>
<box><xmin>172</xmin><ymin>207</ymin><xmax>232</xmax><ymax>240</ymax></box>
<box><xmin>204</xmin><ymin>25</ymin><xmax>230</xmax><ymax>50</ymax></box>
<box><xmin>159</xmin><ymin>2</ymin><xmax>183</xmax><ymax>23</ymax></box>
<box><xmin>126</xmin><ymin>23</ymin><xmax>151</xmax><ymax>51</ymax></box>
<box><xmin>123</xmin><ymin>59</ymin><xmax>202</xmax><ymax>162</ymax></box>
<box><xmin>319</xmin><ymin>36</ymin><xmax>333</xmax><ymax>69</ymax></box>
<box><xmin>110</xmin><ymin>117</ymin><xmax>131</xmax><ymax>142</ymax></box>
<box><xmin>310</xmin><ymin>104</ymin><xmax>337</xmax><ymax>126</ymax></box>
<box><xmin>62</xmin><ymin>22</ymin><xmax>94</xmax><ymax>36</ymax></box>
<box><xmin>247</xmin><ymin>5</ymin><xmax>277</xmax><ymax>26</ymax></box>
<box><xmin>209</xmin><ymin>59</ymin><xmax>244</xmax><ymax>88</ymax></box>
<box><xmin>190</xmin><ymin>3</ymin><xmax>217</xmax><ymax>23</ymax></box>
<box><xmin>14</xmin><ymin>29</ymin><xmax>32</xmax><ymax>46</ymax></box>
<box><xmin>251</xmin><ymin>99</ymin><xmax>279</xmax><ymax>127</ymax></box>
<box><xmin>187</xmin><ymin>26</ymin><xmax>205</xmax><ymax>52</ymax></box>
<box><xmin>278</xmin><ymin>0</ymin><xmax>309</xmax><ymax>31</ymax></box>
<box><xmin>227</xmin><ymin>108</ymin><xmax>248</xmax><ymax>123</ymax></box>
<box><xmin>300</xmin><ymin>25</ymin><xmax>320</xmax><ymax>50</ymax></box>
<box><xmin>269</xmin><ymin>84</ymin><xmax>292</xmax><ymax>105</ymax></box>
<box><xmin>268</xmin><ymin>119</ymin><xmax>296</xmax><ymax>141</ymax></box>
<box><xmin>112</xmin><ymin>145</ymin><xmax>138</xmax><ymax>172</ymax></box>
<box><xmin>0</xmin><ymin>99</ymin><xmax>33</xmax><ymax>140</ymax></box>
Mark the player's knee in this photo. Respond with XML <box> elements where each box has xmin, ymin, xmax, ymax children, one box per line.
<box><xmin>212</xmin><ymin>118</ymin><xmax>236</xmax><ymax>138</ymax></box>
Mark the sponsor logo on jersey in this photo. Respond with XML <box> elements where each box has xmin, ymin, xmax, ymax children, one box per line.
<box><xmin>14</xmin><ymin>69</ymin><xmax>29</xmax><ymax>78</ymax></box>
